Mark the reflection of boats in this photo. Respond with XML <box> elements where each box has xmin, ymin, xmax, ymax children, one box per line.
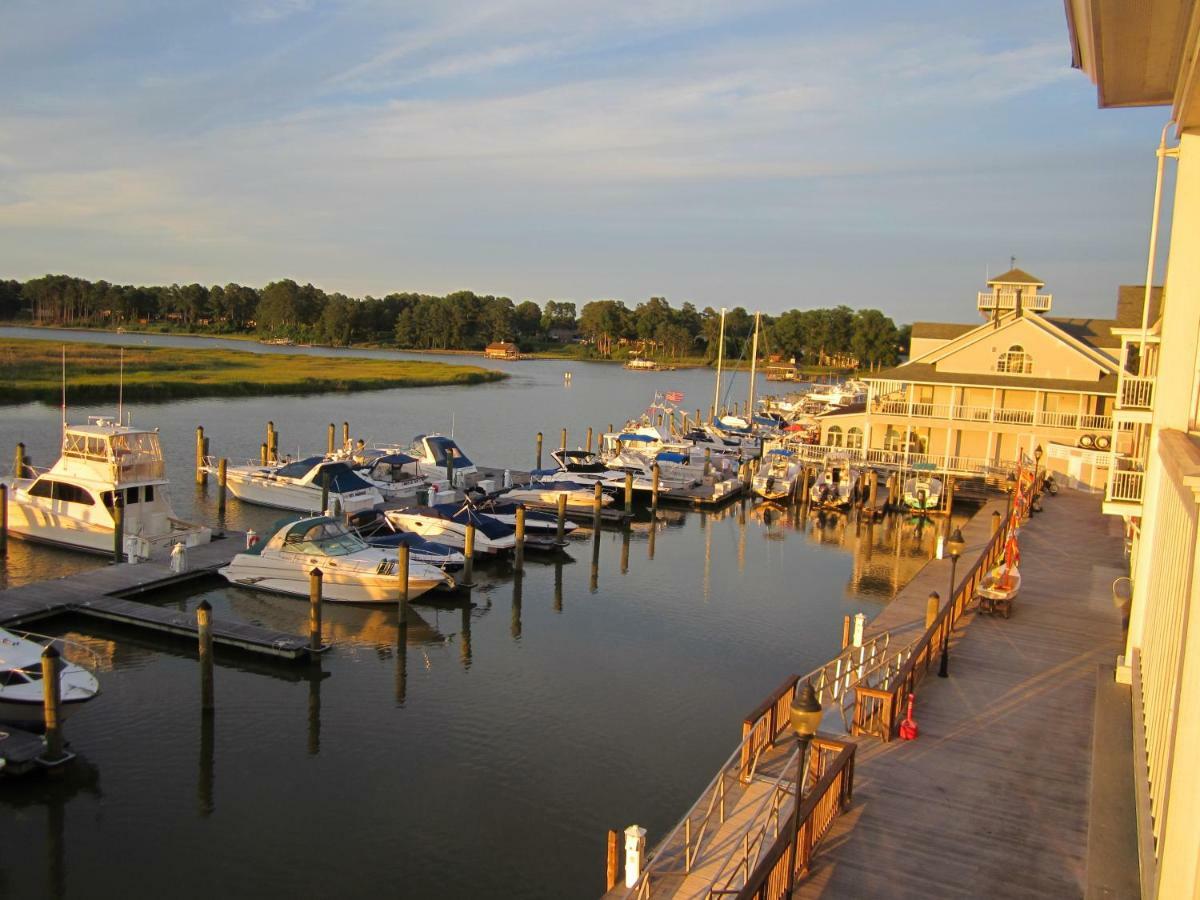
<box><xmin>752</xmin><ymin>448</ymin><xmax>802</xmax><ymax>501</ymax></box>
<box><xmin>217</xmin><ymin>456</ymin><xmax>383</xmax><ymax>514</ymax></box>
<box><xmin>0</xmin><ymin>629</ymin><xmax>100</xmax><ymax>726</ymax></box>
<box><xmin>902</xmin><ymin>467</ymin><xmax>943</xmax><ymax>511</ymax></box>
<box><xmin>809</xmin><ymin>456</ymin><xmax>857</xmax><ymax>509</ymax></box>
<box><xmin>2</xmin><ymin>417</ymin><xmax>211</xmax><ymax>556</ymax></box>
<box><xmin>219</xmin><ymin>516</ymin><xmax>453</xmax><ymax>603</ymax></box>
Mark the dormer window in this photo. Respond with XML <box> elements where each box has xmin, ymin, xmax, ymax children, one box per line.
<box><xmin>996</xmin><ymin>345</ymin><xmax>1032</xmax><ymax>374</ymax></box>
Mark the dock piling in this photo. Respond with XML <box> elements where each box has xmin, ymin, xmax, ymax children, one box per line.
<box><xmin>624</xmin><ymin>472</ymin><xmax>633</xmax><ymax>513</ymax></box>
<box><xmin>0</xmin><ymin>483</ymin><xmax>7</xmax><ymax>557</ymax></box>
<box><xmin>593</xmin><ymin>482</ymin><xmax>603</xmax><ymax>529</ymax></box>
<box><xmin>651</xmin><ymin>463</ymin><xmax>660</xmax><ymax>509</ymax></box>
<box><xmin>515</xmin><ymin>505</ymin><xmax>526</xmax><ymax>571</ymax></box>
<box><xmin>342</xmin><ymin>422</ymin><xmax>350</xmax><ymax>449</ymax></box>
<box><xmin>561</xmin><ymin>427</ymin><xmax>567</xmax><ymax>450</ymax></box>
<box><xmin>841</xmin><ymin>615</ymin><xmax>851</xmax><ymax>649</ymax></box>
<box><xmin>260</xmin><ymin>442</ymin><xmax>268</xmax><ymax>465</ymax></box>
<box><xmin>556</xmin><ymin>493</ymin><xmax>568</xmax><ymax>545</ymax></box>
<box><xmin>266</xmin><ymin>421</ymin><xmax>275</xmax><ymax>463</ymax></box>
<box><xmin>41</xmin><ymin>645</ymin><xmax>65</xmax><ymax>762</ymax></box>
<box><xmin>925</xmin><ymin>591</ymin><xmax>940</xmax><ymax>629</ymax></box>
<box><xmin>320</xmin><ymin>471</ymin><xmax>330</xmax><ymax>514</ymax></box>
<box><xmin>217</xmin><ymin>458</ymin><xmax>228</xmax><ymax>517</ymax></box>
<box><xmin>195</xmin><ymin>426</ymin><xmax>206</xmax><ymax>485</ymax></box>
<box><xmin>397</xmin><ymin>543</ymin><xmax>410</xmax><ymax>624</ymax></box>
<box><xmin>14</xmin><ymin>441</ymin><xmax>26</xmax><ymax>479</ymax></box>
<box><xmin>327</xmin><ymin>423</ymin><xmax>335</xmax><ymax>454</ymax></box>
<box><xmin>197</xmin><ymin>599</ymin><xmax>214</xmax><ymax>713</ymax></box>
<box><xmin>536</xmin><ymin>432</ymin><xmax>543</xmax><ymax>470</ymax></box>
<box><xmin>112</xmin><ymin>493</ymin><xmax>125</xmax><ymax>564</ymax></box>
<box><xmin>463</xmin><ymin>524</ymin><xmax>476</xmax><ymax>587</ymax></box>
<box><xmin>309</xmin><ymin>568</ymin><xmax>324</xmax><ymax>651</ymax></box>
<box><xmin>607</xmin><ymin>829</ymin><xmax>620</xmax><ymax>891</ymax></box>
<box><xmin>586</xmin><ymin>426</ymin><xmax>593</xmax><ymax>453</ymax></box>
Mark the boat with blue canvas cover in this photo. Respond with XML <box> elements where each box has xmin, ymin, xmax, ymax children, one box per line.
<box><xmin>217</xmin><ymin>456</ymin><xmax>383</xmax><ymax>514</ymax></box>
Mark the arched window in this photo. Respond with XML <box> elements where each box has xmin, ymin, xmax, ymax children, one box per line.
<box><xmin>996</xmin><ymin>344</ymin><xmax>1032</xmax><ymax>374</ymax></box>
<box><xmin>846</xmin><ymin>427</ymin><xmax>863</xmax><ymax>449</ymax></box>
<box><xmin>827</xmin><ymin>425</ymin><xmax>843</xmax><ymax>447</ymax></box>
<box><xmin>884</xmin><ymin>427</ymin><xmax>902</xmax><ymax>451</ymax></box>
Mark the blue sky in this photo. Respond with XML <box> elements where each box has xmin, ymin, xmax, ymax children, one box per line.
<box><xmin>0</xmin><ymin>0</ymin><xmax>1172</xmax><ymax>322</ymax></box>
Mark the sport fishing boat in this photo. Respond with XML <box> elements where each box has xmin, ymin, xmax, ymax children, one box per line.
<box><xmin>219</xmin><ymin>516</ymin><xmax>453</xmax><ymax>603</ymax></box>
<box><xmin>809</xmin><ymin>456</ymin><xmax>857</xmax><ymax>510</ymax></box>
<box><xmin>902</xmin><ymin>466</ymin><xmax>943</xmax><ymax>511</ymax></box>
<box><xmin>752</xmin><ymin>448</ymin><xmax>803</xmax><ymax>502</ymax></box>
<box><xmin>216</xmin><ymin>456</ymin><xmax>383</xmax><ymax>514</ymax></box>
<box><xmin>2</xmin><ymin>417</ymin><xmax>211</xmax><ymax>556</ymax></box>
<box><xmin>0</xmin><ymin>629</ymin><xmax>100</xmax><ymax>727</ymax></box>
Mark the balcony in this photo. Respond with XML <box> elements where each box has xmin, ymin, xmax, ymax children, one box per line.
<box><xmin>1118</xmin><ymin>376</ymin><xmax>1155</xmax><ymax>410</ymax></box>
<box><xmin>977</xmin><ymin>291</ymin><xmax>1053</xmax><ymax>313</ymax></box>
<box><xmin>871</xmin><ymin>399</ymin><xmax>1112</xmax><ymax>432</ymax></box>
<box><xmin>1104</xmin><ymin>468</ymin><xmax>1145</xmax><ymax>515</ymax></box>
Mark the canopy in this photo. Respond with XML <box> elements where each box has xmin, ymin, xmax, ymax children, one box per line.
<box><xmin>655</xmin><ymin>451</ymin><xmax>689</xmax><ymax>464</ymax></box>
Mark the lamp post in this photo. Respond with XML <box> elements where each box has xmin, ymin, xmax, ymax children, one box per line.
<box><xmin>939</xmin><ymin>527</ymin><xmax>965</xmax><ymax>678</ymax></box>
<box><xmin>789</xmin><ymin>680</ymin><xmax>823</xmax><ymax>884</ymax></box>
<box><xmin>1033</xmin><ymin>443</ymin><xmax>1044</xmax><ymax>497</ymax></box>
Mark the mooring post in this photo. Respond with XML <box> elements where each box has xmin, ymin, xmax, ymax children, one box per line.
<box><xmin>841</xmin><ymin>615</ymin><xmax>851</xmax><ymax>649</ymax></box>
<box><xmin>463</xmin><ymin>523</ymin><xmax>476</xmax><ymax>587</ymax></box>
<box><xmin>0</xmin><ymin>483</ymin><xmax>7</xmax><ymax>557</ymax></box>
<box><xmin>556</xmin><ymin>493</ymin><xmax>568</xmax><ymax>545</ymax></box>
<box><xmin>112</xmin><ymin>492</ymin><xmax>125</xmax><ymax>564</ymax></box>
<box><xmin>195</xmin><ymin>426</ymin><xmax>206</xmax><ymax>485</ymax></box>
<box><xmin>945</xmin><ymin>474</ymin><xmax>956</xmax><ymax>516</ymax></box>
<box><xmin>625</xmin><ymin>826</ymin><xmax>647</xmax><ymax>890</ymax></box>
<box><xmin>560</xmin><ymin>427</ymin><xmax>567</xmax><ymax>450</ymax></box>
<box><xmin>260</xmin><ymin>442</ymin><xmax>268</xmax><ymax>465</ymax></box>
<box><xmin>651</xmin><ymin>463</ymin><xmax>660</xmax><ymax>509</ymax></box>
<box><xmin>269</xmin><ymin>429</ymin><xmax>278</xmax><ymax>464</ymax></box>
<box><xmin>607</xmin><ymin>829</ymin><xmax>621</xmax><ymax>892</ymax></box>
<box><xmin>320</xmin><ymin>471</ymin><xmax>330</xmax><ymax>514</ymax></box>
<box><xmin>197</xmin><ymin>599</ymin><xmax>214</xmax><ymax>713</ymax></box>
<box><xmin>926</xmin><ymin>591</ymin><xmax>940</xmax><ymax>629</ymax></box>
<box><xmin>14</xmin><ymin>441</ymin><xmax>26</xmax><ymax>479</ymax></box>
<box><xmin>535</xmin><ymin>432</ymin><xmax>543</xmax><ymax>471</ymax></box>
<box><xmin>309</xmin><ymin>568</ymin><xmax>324</xmax><ymax>651</ymax></box>
<box><xmin>327</xmin><ymin>423</ymin><xmax>335</xmax><ymax>455</ymax></box>
<box><xmin>397</xmin><ymin>543</ymin><xmax>410</xmax><ymax>625</ymax></box>
<box><xmin>991</xmin><ymin>509</ymin><xmax>1002</xmax><ymax>535</ymax></box>
<box><xmin>515</xmin><ymin>505</ymin><xmax>526</xmax><ymax>571</ymax></box>
<box><xmin>266</xmin><ymin>421</ymin><xmax>275</xmax><ymax>463</ymax></box>
<box><xmin>217</xmin><ymin>458</ymin><xmax>228</xmax><ymax>517</ymax></box>
<box><xmin>593</xmin><ymin>481</ymin><xmax>603</xmax><ymax>530</ymax></box>
<box><xmin>41</xmin><ymin>645</ymin><xmax>64</xmax><ymax>761</ymax></box>
<box><xmin>342</xmin><ymin>422</ymin><xmax>350</xmax><ymax>449</ymax></box>
<box><xmin>624</xmin><ymin>471</ymin><xmax>634</xmax><ymax>513</ymax></box>
<box><xmin>868</xmin><ymin>470</ymin><xmax>879</xmax><ymax>511</ymax></box>
<box><xmin>586</xmin><ymin>426</ymin><xmax>593</xmax><ymax>453</ymax></box>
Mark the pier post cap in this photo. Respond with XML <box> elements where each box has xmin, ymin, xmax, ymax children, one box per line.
<box><xmin>40</xmin><ymin>642</ymin><xmax>61</xmax><ymax>660</ymax></box>
<box><xmin>309</xmin><ymin>566</ymin><xmax>322</xmax><ymax>577</ymax></box>
<box><xmin>197</xmin><ymin>599</ymin><xmax>212</xmax><ymax>612</ymax></box>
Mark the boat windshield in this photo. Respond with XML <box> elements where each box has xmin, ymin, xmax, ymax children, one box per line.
<box><xmin>283</xmin><ymin>521</ymin><xmax>367</xmax><ymax>556</ymax></box>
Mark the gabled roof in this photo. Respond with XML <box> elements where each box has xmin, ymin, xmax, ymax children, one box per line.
<box><xmin>987</xmin><ymin>267</ymin><xmax>1044</xmax><ymax>286</ymax></box>
<box><xmin>911</xmin><ymin>322</ymin><xmax>974</xmax><ymax>341</ymax></box>
<box><xmin>1115</xmin><ymin>285</ymin><xmax>1163</xmax><ymax>328</ymax></box>
<box><xmin>1046</xmin><ymin>317</ymin><xmax>1121</xmax><ymax>349</ymax></box>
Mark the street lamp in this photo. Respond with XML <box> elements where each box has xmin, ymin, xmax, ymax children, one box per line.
<box><xmin>1033</xmin><ymin>444</ymin><xmax>1044</xmax><ymax>496</ymax></box>
<box><xmin>789</xmin><ymin>680</ymin><xmax>823</xmax><ymax>851</ymax></box>
<box><xmin>939</xmin><ymin>527</ymin><xmax>965</xmax><ymax>678</ymax></box>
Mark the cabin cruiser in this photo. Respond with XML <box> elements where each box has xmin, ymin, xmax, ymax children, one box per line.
<box><xmin>465</xmin><ymin>496</ymin><xmax>578</xmax><ymax>545</ymax></box>
<box><xmin>219</xmin><ymin>516</ymin><xmax>453</xmax><ymax>603</ymax></box>
<box><xmin>384</xmin><ymin>502</ymin><xmax>519</xmax><ymax>555</ymax></box>
<box><xmin>500</xmin><ymin>480</ymin><xmax>615</xmax><ymax>510</ymax></box>
<box><xmin>406</xmin><ymin>434</ymin><xmax>479</xmax><ymax>489</ymax></box>
<box><xmin>752</xmin><ymin>448</ymin><xmax>803</xmax><ymax>502</ymax></box>
<box><xmin>345</xmin><ymin>510</ymin><xmax>466</xmax><ymax>572</ymax></box>
<box><xmin>623</xmin><ymin>355</ymin><xmax>658</xmax><ymax>370</ymax></box>
<box><xmin>2</xmin><ymin>418</ymin><xmax>211</xmax><ymax>557</ymax></box>
<box><xmin>809</xmin><ymin>456</ymin><xmax>858</xmax><ymax>510</ymax></box>
<box><xmin>217</xmin><ymin>456</ymin><xmax>383</xmax><ymax>514</ymax></box>
<box><xmin>533</xmin><ymin>449</ymin><xmax>660</xmax><ymax>494</ymax></box>
<box><xmin>0</xmin><ymin>629</ymin><xmax>100</xmax><ymax>727</ymax></box>
<box><xmin>902</xmin><ymin>470</ymin><xmax>943</xmax><ymax>512</ymax></box>
<box><xmin>805</xmin><ymin>380</ymin><xmax>868</xmax><ymax>412</ymax></box>
<box><xmin>351</xmin><ymin>451</ymin><xmax>427</xmax><ymax>504</ymax></box>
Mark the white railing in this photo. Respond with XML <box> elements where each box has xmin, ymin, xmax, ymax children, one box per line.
<box><xmin>977</xmin><ymin>291</ymin><xmax>1052</xmax><ymax>311</ymax></box>
<box><xmin>1080</xmin><ymin>414</ymin><xmax>1114</xmax><ymax>431</ymax></box>
<box><xmin>1038</xmin><ymin>410</ymin><xmax>1078</xmax><ymax>429</ymax></box>
<box><xmin>1120</xmin><ymin>376</ymin><xmax>1155</xmax><ymax>410</ymax></box>
<box><xmin>953</xmin><ymin>404</ymin><xmax>995</xmax><ymax>423</ymax></box>
<box><xmin>1107</xmin><ymin>469</ymin><xmax>1145</xmax><ymax>504</ymax></box>
<box><xmin>994</xmin><ymin>408</ymin><xmax>1035</xmax><ymax>426</ymax></box>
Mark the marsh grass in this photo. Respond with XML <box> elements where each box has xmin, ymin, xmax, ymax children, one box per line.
<box><xmin>0</xmin><ymin>339</ymin><xmax>506</xmax><ymax>405</ymax></box>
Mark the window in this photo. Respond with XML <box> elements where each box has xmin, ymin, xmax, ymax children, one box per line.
<box><xmin>144</xmin><ymin>485</ymin><xmax>155</xmax><ymax>502</ymax></box>
<box><xmin>26</xmin><ymin>480</ymin><xmax>94</xmax><ymax>505</ymax></box>
<box><xmin>827</xmin><ymin>426</ymin><xmax>843</xmax><ymax>447</ymax></box>
<box><xmin>28</xmin><ymin>479</ymin><xmax>54</xmax><ymax>499</ymax></box>
<box><xmin>996</xmin><ymin>345</ymin><xmax>1032</xmax><ymax>374</ymax></box>
<box><xmin>847</xmin><ymin>427</ymin><xmax>863</xmax><ymax>449</ymax></box>
<box><xmin>884</xmin><ymin>427</ymin><xmax>902</xmax><ymax>451</ymax></box>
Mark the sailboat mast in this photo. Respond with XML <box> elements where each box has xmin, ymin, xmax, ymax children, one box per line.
<box><xmin>118</xmin><ymin>347</ymin><xmax>124</xmax><ymax>426</ymax></box>
<box><xmin>60</xmin><ymin>345</ymin><xmax>67</xmax><ymax>439</ymax></box>
<box><xmin>712</xmin><ymin>307</ymin><xmax>727</xmax><ymax>419</ymax></box>
<box><xmin>747</xmin><ymin>311</ymin><xmax>761</xmax><ymax>417</ymax></box>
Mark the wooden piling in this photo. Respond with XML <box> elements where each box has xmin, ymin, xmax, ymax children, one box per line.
<box><xmin>327</xmin><ymin>423</ymin><xmax>336</xmax><ymax>454</ymax></box>
<box><xmin>266</xmin><ymin>421</ymin><xmax>275</xmax><ymax>463</ymax></box>
<box><xmin>197</xmin><ymin>599</ymin><xmax>214</xmax><ymax>713</ymax></box>
<box><xmin>868</xmin><ymin>471</ymin><xmax>879</xmax><ymax>511</ymax></box>
<box><xmin>320</xmin><ymin>471</ymin><xmax>330</xmax><ymax>514</ymax></box>
<box><xmin>260</xmin><ymin>442</ymin><xmax>268</xmax><ymax>465</ymax></box>
<box><xmin>607</xmin><ymin>829</ymin><xmax>621</xmax><ymax>891</ymax></box>
<box><xmin>944</xmin><ymin>474</ymin><xmax>956</xmax><ymax>516</ymax></box>
<box><xmin>515</xmin><ymin>505</ymin><xmax>526</xmax><ymax>571</ymax></box>
<box><xmin>925</xmin><ymin>591</ymin><xmax>940</xmax><ymax>629</ymax></box>
<box><xmin>586</xmin><ymin>426</ymin><xmax>593</xmax><ymax>452</ymax></box>
<box><xmin>269</xmin><ymin>429</ymin><xmax>278</xmax><ymax>464</ymax></box>
<box><xmin>112</xmin><ymin>493</ymin><xmax>124</xmax><ymax>563</ymax></box>
<box><xmin>841</xmin><ymin>615</ymin><xmax>851</xmax><ymax>649</ymax></box>
<box><xmin>41</xmin><ymin>645</ymin><xmax>64</xmax><ymax>761</ymax></box>
<box><xmin>463</xmin><ymin>523</ymin><xmax>476</xmax><ymax>587</ymax></box>
<box><xmin>593</xmin><ymin>481</ymin><xmax>603</xmax><ymax>529</ymax></box>
<box><xmin>0</xmin><ymin>483</ymin><xmax>7</xmax><ymax>557</ymax></box>
<box><xmin>195</xmin><ymin>426</ymin><xmax>206</xmax><ymax>484</ymax></box>
<box><xmin>14</xmin><ymin>441</ymin><xmax>25</xmax><ymax>479</ymax></box>
<box><xmin>309</xmin><ymin>568</ymin><xmax>323</xmax><ymax>651</ymax></box>
<box><xmin>217</xmin><ymin>458</ymin><xmax>228</xmax><ymax>516</ymax></box>
<box><xmin>652</xmin><ymin>463</ymin><xmax>660</xmax><ymax>509</ymax></box>
<box><xmin>397</xmin><ymin>543</ymin><xmax>410</xmax><ymax>625</ymax></box>
<box><xmin>561</xmin><ymin>427</ymin><xmax>567</xmax><ymax>450</ymax></box>
<box><xmin>704</xmin><ymin>448</ymin><xmax>711</xmax><ymax>478</ymax></box>
<box><xmin>624</xmin><ymin>471</ymin><xmax>634</xmax><ymax>513</ymax></box>
<box><xmin>342</xmin><ymin>421</ymin><xmax>350</xmax><ymax>449</ymax></box>
<box><xmin>556</xmin><ymin>493</ymin><xmax>568</xmax><ymax>545</ymax></box>
<box><xmin>536</xmin><ymin>432</ymin><xmax>543</xmax><ymax>470</ymax></box>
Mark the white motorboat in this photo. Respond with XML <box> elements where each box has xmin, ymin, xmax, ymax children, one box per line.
<box><xmin>535</xmin><ymin>449</ymin><xmax>659</xmax><ymax>494</ymax></box>
<box><xmin>624</xmin><ymin>355</ymin><xmax>658</xmax><ymax>370</ymax></box>
<box><xmin>809</xmin><ymin>457</ymin><xmax>858</xmax><ymax>509</ymax></box>
<box><xmin>501</xmin><ymin>480</ymin><xmax>615</xmax><ymax>510</ymax></box>
<box><xmin>216</xmin><ymin>456</ymin><xmax>383</xmax><ymax>514</ymax></box>
<box><xmin>219</xmin><ymin>516</ymin><xmax>453</xmax><ymax>604</ymax></box>
<box><xmin>2</xmin><ymin>417</ymin><xmax>211</xmax><ymax>557</ymax></box>
<box><xmin>406</xmin><ymin>434</ymin><xmax>480</xmax><ymax>489</ymax></box>
<box><xmin>384</xmin><ymin>502</ymin><xmax>519</xmax><ymax>555</ymax></box>
<box><xmin>352</xmin><ymin>451</ymin><xmax>427</xmax><ymax>504</ymax></box>
<box><xmin>0</xmin><ymin>629</ymin><xmax>100</xmax><ymax>727</ymax></box>
<box><xmin>902</xmin><ymin>469</ymin><xmax>943</xmax><ymax>511</ymax></box>
<box><xmin>752</xmin><ymin>448</ymin><xmax>803</xmax><ymax>501</ymax></box>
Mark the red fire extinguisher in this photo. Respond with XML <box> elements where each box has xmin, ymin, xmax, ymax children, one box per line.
<box><xmin>899</xmin><ymin>692</ymin><xmax>919</xmax><ymax>741</ymax></box>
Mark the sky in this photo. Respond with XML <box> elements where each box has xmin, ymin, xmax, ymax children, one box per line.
<box><xmin>0</xmin><ymin>0</ymin><xmax>1175</xmax><ymax>323</ymax></box>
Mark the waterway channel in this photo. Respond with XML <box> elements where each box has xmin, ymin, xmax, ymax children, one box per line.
<box><xmin>0</xmin><ymin>327</ymin><xmax>963</xmax><ymax>899</ymax></box>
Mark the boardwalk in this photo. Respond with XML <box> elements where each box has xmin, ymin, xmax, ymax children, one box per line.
<box><xmin>796</xmin><ymin>489</ymin><xmax>1127</xmax><ymax>898</ymax></box>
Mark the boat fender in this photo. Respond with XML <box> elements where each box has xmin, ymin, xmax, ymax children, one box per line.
<box><xmin>246</xmin><ymin>529</ymin><xmax>259</xmax><ymax>549</ymax></box>
<box><xmin>898</xmin><ymin>693</ymin><xmax>919</xmax><ymax>741</ymax></box>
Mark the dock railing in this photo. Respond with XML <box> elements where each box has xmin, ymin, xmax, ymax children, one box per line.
<box><xmin>729</xmin><ymin>738</ymin><xmax>857</xmax><ymax>900</ymax></box>
<box><xmin>851</xmin><ymin>506</ymin><xmax>1012</xmax><ymax>741</ymax></box>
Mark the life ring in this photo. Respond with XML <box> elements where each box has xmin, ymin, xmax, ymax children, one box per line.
<box><xmin>1095</xmin><ymin>434</ymin><xmax>1112</xmax><ymax>450</ymax></box>
<box><xmin>1079</xmin><ymin>434</ymin><xmax>1095</xmax><ymax>448</ymax></box>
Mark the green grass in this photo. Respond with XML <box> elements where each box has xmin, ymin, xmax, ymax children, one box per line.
<box><xmin>0</xmin><ymin>339</ymin><xmax>506</xmax><ymax>405</ymax></box>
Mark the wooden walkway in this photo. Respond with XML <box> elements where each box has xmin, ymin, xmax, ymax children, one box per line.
<box><xmin>0</xmin><ymin>535</ymin><xmax>310</xmax><ymax>660</ymax></box>
<box><xmin>795</xmin><ymin>489</ymin><xmax>1127</xmax><ymax>898</ymax></box>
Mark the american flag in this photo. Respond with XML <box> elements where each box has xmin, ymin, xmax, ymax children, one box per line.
<box><xmin>664</xmin><ymin>390</ymin><xmax>684</xmax><ymax>403</ymax></box>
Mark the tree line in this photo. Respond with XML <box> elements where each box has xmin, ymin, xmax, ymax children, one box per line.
<box><xmin>0</xmin><ymin>275</ymin><xmax>908</xmax><ymax>367</ymax></box>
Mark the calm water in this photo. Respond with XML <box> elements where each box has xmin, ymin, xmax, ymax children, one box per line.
<box><xmin>0</xmin><ymin>328</ymin><xmax>960</xmax><ymax>899</ymax></box>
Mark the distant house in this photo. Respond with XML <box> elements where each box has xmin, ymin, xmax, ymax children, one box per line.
<box><xmin>485</xmin><ymin>341</ymin><xmax>520</xmax><ymax>359</ymax></box>
<box><xmin>548</xmin><ymin>326</ymin><xmax>579</xmax><ymax>343</ymax></box>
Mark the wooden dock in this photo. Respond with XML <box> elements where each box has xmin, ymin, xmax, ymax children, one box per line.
<box><xmin>0</xmin><ymin>535</ymin><xmax>310</xmax><ymax>660</ymax></box>
<box><xmin>795</xmin><ymin>489</ymin><xmax>1128</xmax><ymax>898</ymax></box>
<box><xmin>0</xmin><ymin>725</ymin><xmax>48</xmax><ymax>776</ymax></box>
